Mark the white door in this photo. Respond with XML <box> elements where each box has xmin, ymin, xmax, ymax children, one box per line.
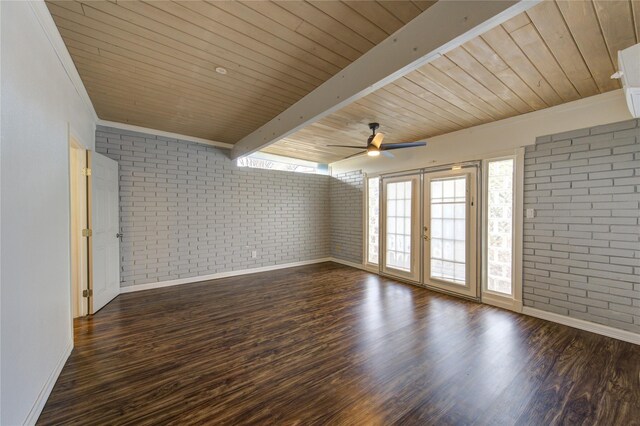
<box><xmin>381</xmin><ymin>174</ymin><xmax>421</xmax><ymax>282</ymax></box>
<box><xmin>423</xmin><ymin>167</ymin><xmax>478</xmax><ymax>298</ymax></box>
<box><xmin>90</xmin><ymin>152</ymin><xmax>120</xmax><ymax>312</ymax></box>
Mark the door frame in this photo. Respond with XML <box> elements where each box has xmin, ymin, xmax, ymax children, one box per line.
<box><xmin>365</xmin><ymin>154</ymin><xmax>524</xmax><ymax>311</ymax></box>
<box><xmin>380</xmin><ymin>173</ymin><xmax>422</xmax><ymax>283</ymax></box>
<box><xmin>422</xmin><ymin>165</ymin><xmax>479</xmax><ymax>300</ymax></box>
<box><xmin>68</xmin><ymin>125</ymin><xmax>92</xmax><ymax>330</ymax></box>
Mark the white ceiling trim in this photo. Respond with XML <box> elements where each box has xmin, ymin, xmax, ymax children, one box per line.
<box><xmin>231</xmin><ymin>0</ymin><xmax>541</xmax><ymax>160</ymax></box>
<box><xmin>29</xmin><ymin>0</ymin><xmax>98</xmax><ymax>122</ymax></box>
<box><xmin>97</xmin><ymin>120</ymin><xmax>233</xmax><ymax>150</ymax></box>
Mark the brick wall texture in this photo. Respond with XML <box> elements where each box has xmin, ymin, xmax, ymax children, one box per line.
<box><xmin>330</xmin><ymin>171</ymin><xmax>364</xmax><ymax>263</ymax></box>
<box><xmin>96</xmin><ymin>126</ymin><xmax>331</xmax><ymax>287</ymax></box>
<box><xmin>523</xmin><ymin>118</ymin><xmax>640</xmax><ymax>333</ymax></box>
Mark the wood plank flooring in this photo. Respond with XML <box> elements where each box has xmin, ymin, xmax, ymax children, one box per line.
<box><xmin>38</xmin><ymin>262</ymin><xmax>640</xmax><ymax>425</ymax></box>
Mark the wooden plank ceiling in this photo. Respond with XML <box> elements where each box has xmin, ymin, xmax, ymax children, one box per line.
<box><xmin>265</xmin><ymin>0</ymin><xmax>640</xmax><ymax>163</ymax></box>
<box><xmin>49</xmin><ymin>1</ymin><xmax>639</xmax><ymax>163</ymax></box>
<box><xmin>46</xmin><ymin>0</ymin><xmax>433</xmax><ymax>143</ymax></box>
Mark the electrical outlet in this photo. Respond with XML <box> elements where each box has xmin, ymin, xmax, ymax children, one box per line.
<box><xmin>526</xmin><ymin>208</ymin><xmax>535</xmax><ymax>219</ymax></box>
<box><xmin>251</xmin><ymin>250</ymin><xmax>257</xmax><ymax>259</ymax></box>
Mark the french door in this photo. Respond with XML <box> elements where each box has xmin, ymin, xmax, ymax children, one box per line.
<box><xmin>381</xmin><ymin>174</ymin><xmax>421</xmax><ymax>282</ymax></box>
<box><xmin>423</xmin><ymin>167</ymin><xmax>478</xmax><ymax>298</ymax></box>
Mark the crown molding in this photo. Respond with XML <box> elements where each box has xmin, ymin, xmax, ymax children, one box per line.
<box><xmin>97</xmin><ymin>120</ymin><xmax>234</xmax><ymax>150</ymax></box>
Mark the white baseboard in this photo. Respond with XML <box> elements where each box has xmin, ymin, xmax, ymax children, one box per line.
<box><xmin>24</xmin><ymin>339</ymin><xmax>73</xmax><ymax>425</ymax></box>
<box><xmin>330</xmin><ymin>257</ymin><xmax>367</xmax><ymax>271</ymax></box>
<box><xmin>482</xmin><ymin>293</ymin><xmax>523</xmax><ymax>313</ymax></box>
<box><xmin>522</xmin><ymin>307</ymin><xmax>640</xmax><ymax>345</ymax></box>
<box><xmin>120</xmin><ymin>258</ymin><xmax>333</xmax><ymax>293</ymax></box>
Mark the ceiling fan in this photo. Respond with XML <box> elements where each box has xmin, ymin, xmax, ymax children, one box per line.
<box><xmin>328</xmin><ymin>123</ymin><xmax>427</xmax><ymax>159</ymax></box>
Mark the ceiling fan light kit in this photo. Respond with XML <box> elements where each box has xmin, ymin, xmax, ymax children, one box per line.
<box><xmin>327</xmin><ymin>122</ymin><xmax>428</xmax><ymax>160</ymax></box>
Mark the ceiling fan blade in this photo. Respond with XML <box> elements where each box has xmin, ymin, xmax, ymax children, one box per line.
<box><xmin>343</xmin><ymin>150</ymin><xmax>367</xmax><ymax>160</ymax></box>
<box><xmin>381</xmin><ymin>150</ymin><xmax>395</xmax><ymax>158</ymax></box>
<box><xmin>380</xmin><ymin>141</ymin><xmax>427</xmax><ymax>150</ymax></box>
<box><xmin>371</xmin><ymin>132</ymin><xmax>385</xmax><ymax>148</ymax></box>
<box><xmin>327</xmin><ymin>144</ymin><xmax>368</xmax><ymax>149</ymax></box>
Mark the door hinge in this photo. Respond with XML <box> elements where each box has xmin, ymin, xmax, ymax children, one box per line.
<box><xmin>82</xmin><ymin>167</ymin><xmax>92</xmax><ymax>176</ymax></box>
<box><xmin>82</xmin><ymin>289</ymin><xmax>93</xmax><ymax>298</ymax></box>
<box><xmin>82</xmin><ymin>228</ymin><xmax>93</xmax><ymax>237</ymax></box>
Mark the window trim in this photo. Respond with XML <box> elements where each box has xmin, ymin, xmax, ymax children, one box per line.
<box><xmin>364</xmin><ymin>175</ymin><xmax>381</xmax><ymax>268</ymax></box>
<box><xmin>481</xmin><ymin>150</ymin><xmax>524</xmax><ymax>311</ymax></box>
<box><xmin>237</xmin><ymin>152</ymin><xmax>328</xmax><ymax>174</ymax></box>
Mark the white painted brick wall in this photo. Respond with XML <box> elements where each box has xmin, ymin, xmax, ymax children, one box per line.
<box><xmin>96</xmin><ymin>126</ymin><xmax>331</xmax><ymax>287</ymax></box>
<box><xmin>330</xmin><ymin>171</ymin><xmax>363</xmax><ymax>263</ymax></box>
<box><xmin>523</xmin><ymin>118</ymin><xmax>640</xmax><ymax>333</ymax></box>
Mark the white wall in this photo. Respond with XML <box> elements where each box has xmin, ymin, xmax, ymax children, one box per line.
<box><xmin>331</xmin><ymin>90</ymin><xmax>632</xmax><ymax>175</ymax></box>
<box><xmin>1</xmin><ymin>1</ymin><xmax>96</xmax><ymax>424</ymax></box>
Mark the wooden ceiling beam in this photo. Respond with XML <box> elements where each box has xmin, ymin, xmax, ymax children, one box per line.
<box><xmin>230</xmin><ymin>0</ymin><xmax>541</xmax><ymax>159</ymax></box>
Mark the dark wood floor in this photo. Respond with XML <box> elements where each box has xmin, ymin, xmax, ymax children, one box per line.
<box><xmin>39</xmin><ymin>262</ymin><xmax>639</xmax><ymax>425</ymax></box>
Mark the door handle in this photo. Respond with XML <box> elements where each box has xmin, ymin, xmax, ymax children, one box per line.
<box><xmin>423</xmin><ymin>226</ymin><xmax>429</xmax><ymax>241</ymax></box>
<box><xmin>116</xmin><ymin>233</ymin><xmax>123</xmax><ymax>241</ymax></box>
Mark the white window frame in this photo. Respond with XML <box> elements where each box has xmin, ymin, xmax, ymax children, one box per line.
<box><xmin>364</xmin><ymin>174</ymin><xmax>381</xmax><ymax>270</ymax></box>
<box><xmin>237</xmin><ymin>152</ymin><xmax>328</xmax><ymax>174</ymax></box>
<box><xmin>481</xmin><ymin>150</ymin><xmax>524</xmax><ymax>311</ymax></box>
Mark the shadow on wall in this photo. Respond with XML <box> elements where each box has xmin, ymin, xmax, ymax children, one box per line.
<box><xmin>330</xmin><ymin>171</ymin><xmax>364</xmax><ymax>263</ymax></box>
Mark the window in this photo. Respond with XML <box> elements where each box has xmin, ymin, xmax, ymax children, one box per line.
<box><xmin>237</xmin><ymin>152</ymin><xmax>328</xmax><ymax>174</ymax></box>
<box><xmin>429</xmin><ymin>176</ymin><xmax>467</xmax><ymax>285</ymax></box>
<box><xmin>367</xmin><ymin>177</ymin><xmax>380</xmax><ymax>264</ymax></box>
<box><xmin>486</xmin><ymin>158</ymin><xmax>514</xmax><ymax>295</ymax></box>
<box><xmin>385</xmin><ymin>181</ymin><xmax>412</xmax><ymax>272</ymax></box>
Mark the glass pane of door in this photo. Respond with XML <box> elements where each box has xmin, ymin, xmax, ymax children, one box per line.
<box><xmin>381</xmin><ymin>175</ymin><xmax>420</xmax><ymax>281</ymax></box>
<box><xmin>423</xmin><ymin>168</ymin><xmax>477</xmax><ymax>298</ymax></box>
<box><xmin>430</xmin><ymin>176</ymin><xmax>467</xmax><ymax>285</ymax></box>
<box><xmin>386</xmin><ymin>180</ymin><xmax>412</xmax><ymax>271</ymax></box>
